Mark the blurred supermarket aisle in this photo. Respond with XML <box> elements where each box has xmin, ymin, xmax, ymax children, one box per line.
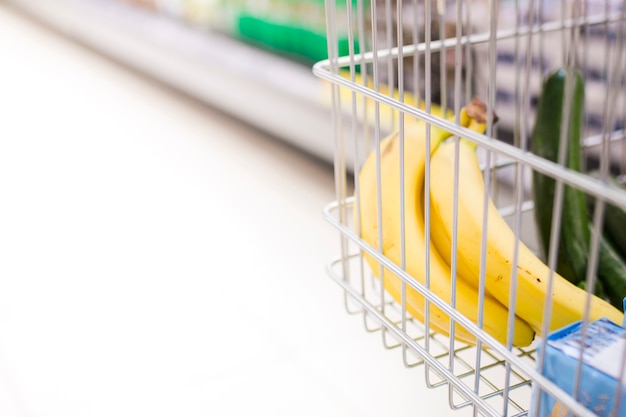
<box><xmin>0</xmin><ymin>4</ymin><xmax>466</xmax><ymax>417</ymax></box>
<box><xmin>3</xmin><ymin>0</ymin><xmax>339</xmax><ymax>164</ymax></box>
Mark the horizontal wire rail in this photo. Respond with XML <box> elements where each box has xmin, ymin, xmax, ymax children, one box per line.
<box><xmin>314</xmin><ymin>11</ymin><xmax>625</xmax><ymax>69</ymax></box>
<box><xmin>312</xmin><ymin>64</ymin><xmax>626</xmax><ymax>209</ymax></box>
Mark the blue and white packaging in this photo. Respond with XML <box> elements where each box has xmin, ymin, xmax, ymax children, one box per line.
<box><xmin>532</xmin><ymin>317</ymin><xmax>626</xmax><ymax>417</ymax></box>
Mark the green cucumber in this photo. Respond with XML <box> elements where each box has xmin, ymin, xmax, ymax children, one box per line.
<box><xmin>603</xmin><ymin>197</ymin><xmax>626</xmax><ymax>258</ymax></box>
<box><xmin>587</xmin><ymin>171</ymin><xmax>626</xmax><ymax>259</ymax></box>
<box><xmin>530</xmin><ymin>68</ymin><xmax>589</xmax><ymax>286</ymax></box>
<box><xmin>531</xmin><ymin>68</ymin><xmax>626</xmax><ymax>309</ymax></box>
<box><xmin>585</xmin><ymin>172</ymin><xmax>626</xmax><ymax>307</ymax></box>
<box><xmin>596</xmin><ymin>234</ymin><xmax>626</xmax><ymax>308</ymax></box>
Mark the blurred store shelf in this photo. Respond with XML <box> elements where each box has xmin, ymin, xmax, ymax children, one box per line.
<box><xmin>4</xmin><ymin>0</ymin><xmax>338</xmax><ymax>164</ymax></box>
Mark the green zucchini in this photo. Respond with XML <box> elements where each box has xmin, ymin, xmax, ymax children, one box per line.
<box><xmin>530</xmin><ymin>68</ymin><xmax>589</xmax><ymax>286</ymax></box>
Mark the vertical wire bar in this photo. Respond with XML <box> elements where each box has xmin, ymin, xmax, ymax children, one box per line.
<box><xmin>464</xmin><ymin>0</ymin><xmax>473</xmax><ymax>102</ymax></box>
<box><xmin>573</xmin><ymin>0</ymin><xmax>602</xmax><ymax>404</ymax></box>
<box><xmin>514</xmin><ymin>0</ymin><xmax>522</xmax><ymax>151</ymax></box>
<box><xmin>622</xmin><ymin>51</ymin><xmax>626</xmax><ymax>179</ymax></box>
<box><xmin>501</xmin><ymin>0</ymin><xmax>538</xmax><ymax>415</ymax></box>
<box><xmin>357</xmin><ymin>0</ymin><xmax>384</xmax><ymax>332</ymax></box>
<box><xmin>379</xmin><ymin>0</ymin><xmax>401</xmax><ymax>350</ymax></box>
<box><xmin>452</xmin><ymin>0</ymin><xmax>485</xmax><ymax>410</ymax></box>
<box><xmin>447</xmin><ymin>135</ymin><xmax>462</xmax><ymax>409</ymax></box>
<box><xmin>358</xmin><ymin>0</ymin><xmax>370</xmax><ymax>152</ymax></box>
<box><xmin>529</xmin><ymin>2</ymin><xmax>546</xmax><ymax>415</ymax></box>
<box><xmin>423</xmin><ymin>0</ymin><xmax>438</xmax><ymax>389</ymax></box>
<box><xmin>413</xmin><ymin>0</ymin><xmax>422</xmax><ymax>104</ymax></box>
<box><xmin>324</xmin><ymin>0</ymin><xmax>341</xmax><ymax>206</ymax></box>
<box><xmin>348</xmin><ymin>0</ymin><xmax>367</xmax><ymax>318</ymax></box>
<box><xmin>385</xmin><ymin>0</ymin><xmax>395</xmax><ymax>129</ymax></box>
<box><xmin>542</xmin><ymin>0</ymin><xmax>581</xmax><ymax>340</ymax></box>
<box><xmin>622</xmin><ymin>37</ymin><xmax>626</xmax><ymax>180</ymax></box>
<box><xmin>532</xmin><ymin>87</ymin><xmax>572</xmax><ymax>417</ymax></box>
<box><xmin>580</xmin><ymin>0</ymin><xmax>589</xmax><ymax>150</ymax></box>
<box><xmin>472</xmin><ymin>151</ymin><xmax>491</xmax><ymax>414</ymax></box>
<box><xmin>439</xmin><ymin>0</ymin><xmax>448</xmax><ymax>115</ymax></box>
<box><xmin>358</xmin><ymin>0</ymin><xmax>382</xmax><ymax>332</ymax></box>
<box><xmin>396</xmin><ymin>1</ymin><xmax>405</xmax><ymax>110</ymax></box>
<box><xmin>532</xmin><ymin>6</ymin><xmax>583</xmax><ymax>410</ymax></box>
<box><xmin>454</xmin><ymin>0</ymin><xmax>463</xmax><ymax>120</ymax></box>
<box><xmin>599</xmin><ymin>0</ymin><xmax>611</xmax><ymax>131</ymax></box>
<box><xmin>369</xmin><ymin>0</ymin><xmax>397</xmax><ymax>345</ymax></box>
<box><xmin>470</xmin><ymin>0</ymin><xmax>500</xmax><ymax>402</ymax></box>
<box><xmin>324</xmin><ymin>0</ymin><xmax>350</xmax><ymax>318</ymax></box>
<box><xmin>560</xmin><ymin>0</ymin><xmax>568</xmax><ymax>65</ymax></box>
<box><xmin>410</xmin><ymin>0</ymin><xmax>428</xmax><ymax>361</ymax></box>
<box><xmin>369</xmin><ymin>0</ymin><xmax>388</xmax><ymax>339</ymax></box>
<box><xmin>621</xmin><ymin>0</ymin><xmax>626</xmax><ymax>179</ymax></box>
<box><xmin>486</xmin><ymin>0</ymin><xmax>499</xmax><ymax>217</ymax></box>
<box><xmin>395</xmin><ymin>0</ymin><xmax>419</xmax><ymax>368</ymax></box>
<box><xmin>598</xmin><ymin>0</ymin><xmax>626</xmax><ymax>160</ymax></box>
<box><xmin>444</xmin><ymin>0</ymin><xmax>459</xmax><ymax>388</ymax></box>
<box><xmin>487</xmin><ymin>0</ymin><xmax>500</xmax><ymax>201</ymax></box>
<box><xmin>347</xmin><ymin>0</ymin><xmax>358</xmax><ymax>165</ymax></box>
<box><xmin>605</xmin><ymin>7</ymin><xmax>626</xmax><ymax>416</ymax></box>
<box><xmin>537</xmin><ymin>0</ymin><xmax>545</xmax><ymax>116</ymax></box>
<box><xmin>445</xmin><ymin>0</ymin><xmax>465</xmax><ymax>398</ymax></box>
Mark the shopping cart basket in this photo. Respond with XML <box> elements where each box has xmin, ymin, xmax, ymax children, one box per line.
<box><xmin>313</xmin><ymin>0</ymin><xmax>626</xmax><ymax>416</ymax></box>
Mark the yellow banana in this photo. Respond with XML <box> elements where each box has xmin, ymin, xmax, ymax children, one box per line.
<box><xmin>356</xmin><ymin>110</ymin><xmax>536</xmax><ymax>347</ymax></box>
<box><xmin>429</xmin><ymin>138</ymin><xmax>625</xmax><ymax>335</ymax></box>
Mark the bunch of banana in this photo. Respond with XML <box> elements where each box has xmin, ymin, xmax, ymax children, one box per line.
<box><xmin>428</xmin><ymin>137</ymin><xmax>625</xmax><ymax>336</ymax></box>
<box><xmin>355</xmin><ymin>100</ymin><xmax>536</xmax><ymax>347</ymax></box>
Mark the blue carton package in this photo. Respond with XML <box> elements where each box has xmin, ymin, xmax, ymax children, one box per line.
<box><xmin>533</xmin><ymin>318</ymin><xmax>626</xmax><ymax>417</ymax></box>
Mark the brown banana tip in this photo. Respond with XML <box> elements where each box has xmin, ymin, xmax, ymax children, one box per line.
<box><xmin>466</xmin><ymin>97</ymin><xmax>499</xmax><ymax>125</ymax></box>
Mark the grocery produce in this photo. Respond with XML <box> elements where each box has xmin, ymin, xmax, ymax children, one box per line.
<box><xmin>530</xmin><ymin>68</ymin><xmax>589</xmax><ymax>286</ymax></box>
<box><xmin>530</xmin><ymin>68</ymin><xmax>626</xmax><ymax>309</ymax></box>
<box><xmin>355</xmin><ymin>101</ymin><xmax>535</xmax><ymax>347</ymax></box>
<box><xmin>600</xmin><ymin>183</ymin><xmax>626</xmax><ymax>258</ymax></box>
<box><xmin>428</xmin><ymin>137</ymin><xmax>625</xmax><ymax>335</ymax></box>
<box><xmin>587</xmin><ymin>171</ymin><xmax>626</xmax><ymax>260</ymax></box>
<box><xmin>586</xmin><ymin>173</ymin><xmax>626</xmax><ymax>307</ymax></box>
<box><xmin>595</xmin><ymin>235</ymin><xmax>626</xmax><ymax>308</ymax></box>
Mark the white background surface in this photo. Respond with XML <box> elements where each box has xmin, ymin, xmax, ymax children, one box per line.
<box><xmin>0</xmin><ymin>4</ymin><xmax>465</xmax><ymax>416</ymax></box>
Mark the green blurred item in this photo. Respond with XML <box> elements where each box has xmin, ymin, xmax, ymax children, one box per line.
<box><xmin>232</xmin><ymin>0</ymin><xmax>362</xmax><ymax>64</ymax></box>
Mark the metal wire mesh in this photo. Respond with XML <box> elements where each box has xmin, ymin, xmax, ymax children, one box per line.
<box><xmin>314</xmin><ymin>0</ymin><xmax>626</xmax><ymax>416</ymax></box>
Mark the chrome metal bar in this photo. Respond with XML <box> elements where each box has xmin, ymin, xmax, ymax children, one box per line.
<box><xmin>314</xmin><ymin>11</ymin><xmax>625</xmax><ymax>69</ymax></box>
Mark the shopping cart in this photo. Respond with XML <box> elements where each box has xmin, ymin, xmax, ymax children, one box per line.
<box><xmin>313</xmin><ymin>0</ymin><xmax>626</xmax><ymax>416</ymax></box>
